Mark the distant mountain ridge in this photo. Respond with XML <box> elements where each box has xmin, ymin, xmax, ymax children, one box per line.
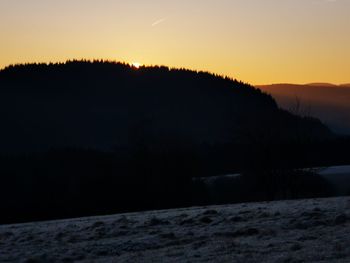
<box><xmin>257</xmin><ymin>83</ymin><xmax>350</xmax><ymax>135</ymax></box>
<box><xmin>0</xmin><ymin>61</ymin><xmax>332</xmax><ymax>153</ymax></box>
<box><xmin>306</xmin><ymin>83</ymin><xmax>338</xmax><ymax>87</ymax></box>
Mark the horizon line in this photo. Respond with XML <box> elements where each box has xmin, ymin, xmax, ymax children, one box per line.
<box><xmin>1</xmin><ymin>59</ymin><xmax>349</xmax><ymax>87</ymax></box>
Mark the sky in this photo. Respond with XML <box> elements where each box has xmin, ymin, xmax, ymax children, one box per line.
<box><xmin>0</xmin><ymin>0</ymin><xmax>349</xmax><ymax>85</ymax></box>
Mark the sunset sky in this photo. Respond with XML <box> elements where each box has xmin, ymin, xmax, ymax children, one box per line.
<box><xmin>1</xmin><ymin>0</ymin><xmax>349</xmax><ymax>85</ymax></box>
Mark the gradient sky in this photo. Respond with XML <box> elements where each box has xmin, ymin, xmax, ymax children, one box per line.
<box><xmin>1</xmin><ymin>0</ymin><xmax>349</xmax><ymax>84</ymax></box>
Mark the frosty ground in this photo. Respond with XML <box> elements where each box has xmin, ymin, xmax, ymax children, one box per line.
<box><xmin>1</xmin><ymin>197</ymin><xmax>350</xmax><ymax>263</ymax></box>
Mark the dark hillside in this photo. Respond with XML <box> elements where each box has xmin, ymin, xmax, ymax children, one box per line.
<box><xmin>0</xmin><ymin>61</ymin><xmax>340</xmax><ymax>223</ymax></box>
<box><xmin>0</xmin><ymin>61</ymin><xmax>331</xmax><ymax>153</ymax></box>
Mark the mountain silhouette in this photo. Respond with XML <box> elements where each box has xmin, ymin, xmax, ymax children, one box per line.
<box><xmin>306</xmin><ymin>83</ymin><xmax>338</xmax><ymax>87</ymax></box>
<box><xmin>0</xmin><ymin>61</ymin><xmax>345</xmax><ymax>224</ymax></box>
<box><xmin>0</xmin><ymin>61</ymin><xmax>332</xmax><ymax>153</ymax></box>
<box><xmin>257</xmin><ymin>83</ymin><xmax>350</xmax><ymax>135</ymax></box>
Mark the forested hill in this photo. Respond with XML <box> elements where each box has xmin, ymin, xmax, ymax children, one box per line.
<box><xmin>0</xmin><ymin>61</ymin><xmax>331</xmax><ymax>153</ymax></box>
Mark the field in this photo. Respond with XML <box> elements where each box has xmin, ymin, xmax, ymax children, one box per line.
<box><xmin>1</xmin><ymin>197</ymin><xmax>350</xmax><ymax>262</ymax></box>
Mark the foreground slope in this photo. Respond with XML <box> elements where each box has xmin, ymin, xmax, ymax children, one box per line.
<box><xmin>1</xmin><ymin>197</ymin><xmax>350</xmax><ymax>262</ymax></box>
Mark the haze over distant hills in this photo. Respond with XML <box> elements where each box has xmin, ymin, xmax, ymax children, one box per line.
<box><xmin>257</xmin><ymin>83</ymin><xmax>350</xmax><ymax>135</ymax></box>
<box><xmin>307</xmin><ymin>83</ymin><xmax>350</xmax><ymax>88</ymax></box>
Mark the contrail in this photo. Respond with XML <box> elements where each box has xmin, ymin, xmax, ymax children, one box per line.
<box><xmin>152</xmin><ymin>17</ymin><xmax>167</xmax><ymax>27</ymax></box>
